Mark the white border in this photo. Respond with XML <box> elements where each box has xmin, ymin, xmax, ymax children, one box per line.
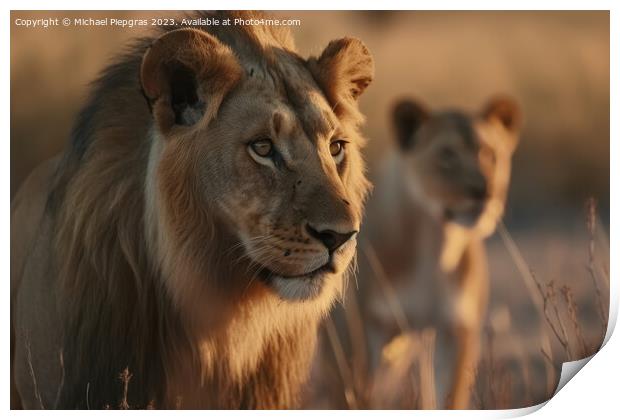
<box><xmin>4</xmin><ymin>2</ymin><xmax>617</xmax><ymax>419</ymax></box>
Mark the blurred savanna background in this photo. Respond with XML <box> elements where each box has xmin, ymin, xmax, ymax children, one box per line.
<box><xmin>11</xmin><ymin>10</ymin><xmax>609</xmax><ymax>409</ymax></box>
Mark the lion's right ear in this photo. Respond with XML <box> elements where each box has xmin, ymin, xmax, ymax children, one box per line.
<box><xmin>141</xmin><ymin>28</ymin><xmax>242</xmax><ymax>134</ymax></box>
<box><xmin>392</xmin><ymin>99</ymin><xmax>429</xmax><ymax>150</ymax></box>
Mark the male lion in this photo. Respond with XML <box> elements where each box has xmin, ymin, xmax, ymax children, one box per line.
<box><xmin>321</xmin><ymin>96</ymin><xmax>521</xmax><ymax>409</ymax></box>
<box><xmin>11</xmin><ymin>11</ymin><xmax>373</xmax><ymax>409</ymax></box>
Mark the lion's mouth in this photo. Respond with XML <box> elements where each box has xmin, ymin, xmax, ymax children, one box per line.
<box><xmin>255</xmin><ymin>261</ymin><xmax>338</xmax><ymax>301</ymax></box>
<box><xmin>257</xmin><ymin>261</ymin><xmax>337</xmax><ymax>283</ymax></box>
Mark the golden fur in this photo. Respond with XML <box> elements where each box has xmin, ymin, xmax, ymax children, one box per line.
<box><xmin>11</xmin><ymin>11</ymin><xmax>373</xmax><ymax>409</ymax></box>
<box><xmin>321</xmin><ymin>96</ymin><xmax>521</xmax><ymax>408</ymax></box>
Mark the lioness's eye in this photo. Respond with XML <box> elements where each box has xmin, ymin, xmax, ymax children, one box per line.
<box><xmin>440</xmin><ymin>147</ymin><xmax>457</xmax><ymax>161</ymax></box>
<box><xmin>438</xmin><ymin>147</ymin><xmax>459</xmax><ymax>170</ymax></box>
<box><xmin>330</xmin><ymin>140</ymin><xmax>347</xmax><ymax>164</ymax></box>
<box><xmin>250</xmin><ymin>139</ymin><xmax>274</xmax><ymax>157</ymax></box>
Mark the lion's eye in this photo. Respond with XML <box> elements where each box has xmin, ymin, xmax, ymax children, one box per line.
<box><xmin>330</xmin><ymin>140</ymin><xmax>347</xmax><ymax>164</ymax></box>
<box><xmin>250</xmin><ymin>139</ymin><xmax>274</xmax><ymax>157</ymax></box>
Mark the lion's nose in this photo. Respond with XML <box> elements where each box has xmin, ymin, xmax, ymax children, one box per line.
<box><xmin>305</xmin><ymin>224</ymin><xmax>357</xmax><ymax>253</ymax></box>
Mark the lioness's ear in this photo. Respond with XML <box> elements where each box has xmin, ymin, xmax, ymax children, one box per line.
<box><xmin>308</xmin><ymin>37</ymin><xmax>374</xmax><ymax>118</ymax></box>
<box><xmin>392</xmin><ymin>99</ymin><xmax>429</xmax><ymax>150</ymax></box>
<box><xmin>481</xmin><ymin>96</ymin><xmax>522</xmax><ymax>136</ymax></box>
<box><xmin>141</xmin><ymin>28</ymin><xmax>243</xmax><ymax>134</ymax></box>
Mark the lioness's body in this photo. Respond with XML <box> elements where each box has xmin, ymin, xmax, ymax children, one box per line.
<box><xmin>12</xmin><ymin>11</ymin><xmax>374</xmax><ymax>409</ymax></box>
<box><xmin>361</xmin><ymin>150</ymin><xmax>490</xmax><ymax>408</ymax></box>
<box><xmin>320</xmin><ymin>98</ymin><xmax>520</xmax><ymax>409</ymax></box>
<box><xmin>366</xmin><ymin>99</ymin><xmax>520</xmax><ymax>408</ymax></box>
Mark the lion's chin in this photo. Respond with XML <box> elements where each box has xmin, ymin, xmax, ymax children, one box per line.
<box><xmin>257</xmin><ymin>264</ymin><xmax>337</xmax><ymax>302</ymax></box>
<box><xmin>269</xmin><ymin>275</ymin><xmax>327</xmax><ymax>301</ymax></box>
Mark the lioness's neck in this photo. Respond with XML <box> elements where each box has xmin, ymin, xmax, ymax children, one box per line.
<box><xmin>439</xmin><ymin>222</ymin><xmax>478</xmax><ymax>273</ymax></box>
<box><xmin>372</xmin><ymin>150</ymin><xmax>476</xmax><ymax>275</ymax></box>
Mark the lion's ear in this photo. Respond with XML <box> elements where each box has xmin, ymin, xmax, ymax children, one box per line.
<box><xmin>481</xmin><ymin>96</ymin><xmax>522</xmax><ymax>136</ymax></box>
<box><xmin>308</xmin><ymin>37</ymin><xmax>374</xmax><ymax>117</ymax></box>
<box><xmin>141</xmin><ymin>28</ymin><xmax>242</xmax><ymax>134</ymax></box>
<box><xmin>392</xmin><ymin>99</ymin><xmax>429</xmax><ymax>150</ymax></box>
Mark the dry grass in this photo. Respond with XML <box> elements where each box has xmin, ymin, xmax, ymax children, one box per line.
<box><xmin>307</xmin><ymin>198</ymin><xmax>609</xmax><ymax>409</ymax></box>
<box><xmin>56</xmin><ymin>202</ymin><xmax>606</xmax><ymax>409</ymax></box>
<box><xmin>24</xmin><ymin>332</ymin><xmax>45</xmax><ymax>409</ymax></box>
<box><xmin>586</xmin><ymin>198</ymin><xmax>609</xmax><ymax>339</ymax></box>
<box><xmin>325</xmin><ymin>318</ymin><xmax>360</xmax><ymax>409</ymax></box>
<box><xmin>52</xmin><ymin>351</ymin><xmax>65</xmax><ymax>409</ymax></box>
<box><xmin>118</xmin><ymin>368</ymin><xmax>132</xmax><ymax>410</ymax></box>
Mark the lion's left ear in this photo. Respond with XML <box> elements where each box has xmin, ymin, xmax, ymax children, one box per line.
<box><xmin>308</xmin><ymin>37</ymin><xmax>374</xmax><ymax>117</ymax></box>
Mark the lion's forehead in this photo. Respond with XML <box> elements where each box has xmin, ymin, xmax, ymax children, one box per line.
<box><xmin>246</xmin><ymin>54</ymin><xmax>340</xmax><ymax>144</ymax></box>
<box><xmin>276</xmin><ymin>86</ymin><xmax>337</xmax><ymax>145</ymax></box>
<box><xmin>225</xmin><ymin>85</ymin><xmax>335</xmax><ymax>149</ymax></box>
<box><xmin>283</xmin><ymin>102</ymin><xmax>337</xmax><ymax>152</ymax></box>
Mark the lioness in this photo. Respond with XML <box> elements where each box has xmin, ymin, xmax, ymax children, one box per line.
<box><xmin>11</xmin><ymin>11</ymin><xmax>373</xmax><ymax>409</ymax></box>
<box><xmin>322</xmin><ymin>96</ymin><xmax>521</xmax><ymax>409</ymax></box>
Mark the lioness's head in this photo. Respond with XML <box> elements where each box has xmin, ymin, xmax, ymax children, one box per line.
<box><xmin>392</xmin><ymin>97</ymin><xmax>521</xmax><ymax>237</ymax></box>
<box><xmin>141</xmin><ymin>27</ymin><xmax>373</xmax><ymax>304</ymax></box>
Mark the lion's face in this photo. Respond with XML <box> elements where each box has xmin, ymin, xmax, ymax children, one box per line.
<box><xmin>141</xmin><ymin>29</ymin><xmax>373</xmax><ymax>303</ymax></box>
<box><xmin>198</xmin><ymin>82</ymin><xmax>365</xmax><ymax>301</ymax></box>
<box><xmin>392</xmin><ymin>98</ymin><xmax>521</xmax><ymax>237</ymax></box>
